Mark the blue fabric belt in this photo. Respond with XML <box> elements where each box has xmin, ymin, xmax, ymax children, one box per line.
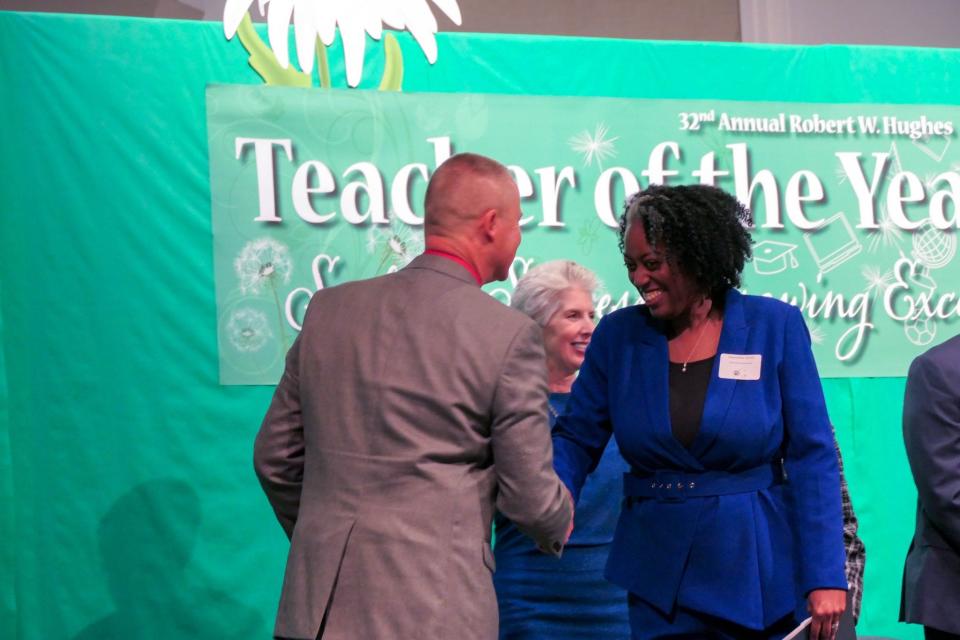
<box><xmin>623</xmin><ymin>463</ymin><xmax>782</xmax><ymax>504</ymax></box>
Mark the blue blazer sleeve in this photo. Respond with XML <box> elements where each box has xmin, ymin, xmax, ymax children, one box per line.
<box><xmin>779</xmin><ymin>306</ymin><xmax>848</xmax><ymax>596</ymax></box>
<box><xmin>551</xmin><ymin>314</ymin><xmax>615</xmax><ymax>504</ymax></box>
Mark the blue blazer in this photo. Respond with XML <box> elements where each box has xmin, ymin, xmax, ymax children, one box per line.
<box><xmin>552</xmin><ymin>289</ymin><xmax>847</xmax><ymax>630</ymax></box>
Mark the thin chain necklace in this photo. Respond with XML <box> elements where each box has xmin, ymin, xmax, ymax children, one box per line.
<box><xmin>680</xmin><ymin>319</ymin><xmax>711</xmax><ymax>373</ymax></box>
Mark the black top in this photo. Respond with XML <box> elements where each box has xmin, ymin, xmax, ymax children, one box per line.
<box><xmin>668</xmin><ymin>356</ymin><xmax>715</xmax><ymax>449</ymax></box>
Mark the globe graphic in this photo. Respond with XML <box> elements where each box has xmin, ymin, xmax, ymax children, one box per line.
<box><xmin>912</xmin><ymin>222</ymin><xmax>956</xmax><ymax>269</ymax></box>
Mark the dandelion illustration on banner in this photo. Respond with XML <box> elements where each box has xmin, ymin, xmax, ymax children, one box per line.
<box><xmin>234</xmin><ymin>237</ymin><xmax>293</xmax><ymax>350</ymax></box>
<box><xmin>226</xmin><ymin>308</ymin><xmax>273</xmax><ymax>353</ymax></box>
<box><xmin>235</xmin><ymin>237</ymin><xmax>292</xmax><ymax>294</ymax></box>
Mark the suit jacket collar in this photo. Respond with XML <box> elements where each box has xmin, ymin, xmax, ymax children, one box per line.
<box><xmin>405</xmin><ymin>253</ymin><xmax>481</xmax><ymax>286</ymax></box>
<box><xmin>719</xmin><ymin>288</ymin><xmax>747</xmax><ymax>331</ymax></box>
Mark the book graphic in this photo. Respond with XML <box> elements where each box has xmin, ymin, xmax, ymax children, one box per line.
<box><xmin>803</xmin><ymin>212</ymin><xmax>862</xmax><ymax>278</ymax></box>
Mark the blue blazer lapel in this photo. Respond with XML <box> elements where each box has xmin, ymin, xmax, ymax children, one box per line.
<box><xmin>632</xmin><ymin>316</ymin><xmax>704</xmax><ymax>470</ymax></box>
<box><xmin>636</xmin><ymin>329</ymin><xmax>670</xmax><ymax>450</ymax></box>
<box><xmin>691</xmin><ymin>289</ymin><xmax>749</xmax><ymax>458</ymax></box>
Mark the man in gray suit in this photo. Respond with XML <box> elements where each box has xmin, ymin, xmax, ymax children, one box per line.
<box><xmin>901</xmin><ymin>333</ymin><xmax>960</xmax><ymax>640</ymax></box>
<box><xmin>254</xmin><ymin>152</ymin><xmax>574</xmax><ymax>640</ymax></box>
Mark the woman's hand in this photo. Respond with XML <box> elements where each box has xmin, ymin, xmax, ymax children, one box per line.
<box><xmin>807</xmin><ymin>589</ymin><xmax>847</xmax><ymax>640</ymax></box>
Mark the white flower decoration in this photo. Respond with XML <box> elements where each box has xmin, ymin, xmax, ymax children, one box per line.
<box><xmin>227</xmin><ymin>308</ymin><xmax>273</xmax><ymax>352</ymax></box>
<box><xmin>234</xmin><ymin>237</ymin><xmax>293</xmax><ymax>294</ymax></box>
<box><xmin>223</xmin><ymin>0</ymin><xmax>463</xmax><ymax>87</ymax></box>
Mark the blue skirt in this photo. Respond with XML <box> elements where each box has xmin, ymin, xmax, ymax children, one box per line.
<box><xmin>494</xmin><ymin>544</ymin><xmax>630</xmax><ymax>640</ymax></box>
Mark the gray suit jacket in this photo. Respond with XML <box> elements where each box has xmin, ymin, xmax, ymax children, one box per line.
<box><xmin>901</xmin><ymin>333</ymin><xmax>960</xmax><ymax>634</ymax></box>
<box><xmin>254</xmin><ymin>254</ymin><xmax>572</xmax><ymax>640</ymax></box>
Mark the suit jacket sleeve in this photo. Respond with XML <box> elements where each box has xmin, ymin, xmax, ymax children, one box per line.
<box><xmin>490</xmin><ymin>321</ymin><xmax>573</xmax><ymax>555</ymax></box>
<box><xmin>253</xmin><ymin>332</ymin><xmax>306</xmax><ymax>539</ymax></box>
<box><xmin>779</xmin><ymin>306</ymin><xmax>848</xmax><ymax>595</ymax></box>
<box><xmin>551</xmin><ymin>315</ymin><xmax>614</xmax><ymax>504</ymax></box>
<box><xmin>903</xmin><ymin>351</ymin><xmax>960</xmax><ymax>550</ymax></box>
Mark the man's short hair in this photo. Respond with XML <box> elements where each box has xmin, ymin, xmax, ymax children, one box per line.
<box><xmin>424</xmin><ymin>153</ymin><xmax>512</xmax><ymax>231</ymax></box>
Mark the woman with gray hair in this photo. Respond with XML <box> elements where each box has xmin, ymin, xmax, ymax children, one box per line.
<box><xmin>493</xmin><ymin>260</ymin><xmax>630</xmax><ymax>639</ymax></box>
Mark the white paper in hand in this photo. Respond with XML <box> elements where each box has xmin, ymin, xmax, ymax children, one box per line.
<box><xmin>782</xmin><ymin>617</ymin><xmax>812</xmax><ymax>640</ymax></box>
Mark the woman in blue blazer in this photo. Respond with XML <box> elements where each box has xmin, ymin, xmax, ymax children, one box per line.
<box><xmin>552</xmin><ymin>185</ymin><xmax>848</xmax><ymax>640</ymax></box>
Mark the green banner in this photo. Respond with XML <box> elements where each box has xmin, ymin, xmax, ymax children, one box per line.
<box><xmin>12</xmin><ymin>10</ymin><xmax>960</xmax><ymax>639</ymax></box>
<box><xmin>209</xmin><ymin>85</ymin><xmax>960</xmax><ymax>383</ymax></box>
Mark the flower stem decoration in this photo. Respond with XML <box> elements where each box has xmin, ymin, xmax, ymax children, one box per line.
<box><xmin>236</xmin><ymin>13</ymin><xmax>313</xmax><ymax>87</ymax></box>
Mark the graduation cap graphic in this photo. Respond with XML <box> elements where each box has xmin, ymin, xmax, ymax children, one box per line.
<box><xmin>752</xmin><ymin>240</ymin><xmax>799</xmax><ymax>276</ymax></box>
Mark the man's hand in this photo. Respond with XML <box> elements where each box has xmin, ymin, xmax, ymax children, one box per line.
<box><xmin>537</xmin><ymin>486</ymin><xmax>575</xmax><ymax>554</ymax></box>
<box><xmin>807</xmin><ymin>589</ymin><xmax>846</xmax><ymax>640</ymax></box>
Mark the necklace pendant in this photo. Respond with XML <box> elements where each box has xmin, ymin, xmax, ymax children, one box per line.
<box><xmin>681</xmin><ymin>363</ymin><xmax>688</xmax><ymax>373</ymax></box>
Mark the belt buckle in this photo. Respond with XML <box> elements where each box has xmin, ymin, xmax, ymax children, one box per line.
<box><xmin>653</xmin><ymin>470</ymin><xmax>687</xmax><ymax>503</ymax></box>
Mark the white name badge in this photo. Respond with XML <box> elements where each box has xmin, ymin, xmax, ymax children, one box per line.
<box><xmin>718</xmin><ymin>353</ymin><xmax>762</xmax><ymax>380</ymax></box>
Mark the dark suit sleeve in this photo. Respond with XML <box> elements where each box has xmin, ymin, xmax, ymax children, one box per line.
<box><xmin>551</xmin><ymin>315</ymin><xmax>614</xmax><ymax>504</ymax></box>
<box><xmin>779</xmin><ymin>307</ymin><xmax>848</xmax><ymax>595</ymax></box>
<box><xmin>490</xmin><ymin>321</ymin><xmax>573</xmax><ymax>555</ymax></box>
<box><xmin>253</xmin><ymin>332</ymin><xmax>305</xmax><ymax>539</ymax></box>
<box><xmin>903</xmin><ymin>352</ymin><xmax>960</xmax><ymax>550</ymax></box>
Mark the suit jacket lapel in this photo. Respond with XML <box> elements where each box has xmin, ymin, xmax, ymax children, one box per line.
<box><xmin>691</xmin><ymin>289</ymin><xmax>748</xmax><ymax>458</ymax></box>
<box><xmin>632</xmin><ymin>315</ymin><xmax>704</xmax><ymax>470</ymax></box>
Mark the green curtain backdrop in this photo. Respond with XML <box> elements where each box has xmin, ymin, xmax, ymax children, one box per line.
<box><xmin>3</xmin><ymin>10</ymin><xmax>959</xmax><ymax>639</ymax></box>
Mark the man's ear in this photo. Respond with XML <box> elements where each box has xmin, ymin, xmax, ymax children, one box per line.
<box><xmin>479</xmin><ymin>208</ymin><xmax>498</xmax><ymax>241</ymax></box>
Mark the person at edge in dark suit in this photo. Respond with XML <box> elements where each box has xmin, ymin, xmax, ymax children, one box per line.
<box><xmin>551</xmin><ymin>184</ymin><xmax>848</xmax><ymax>640</ymax></box>
<box><xmin>494</xmin><ymin>260</ymin><xmax>630</xmax><ymax>639</ymax></box>
<box><xmin>254</xmin><ymin>152</ymin><xmax>573</xmax><ymax>640</ymax></box>
<box><xmin>901</xmin><ymin>333</ymin><xmax>960</xmax><ymax>639</ymax></box>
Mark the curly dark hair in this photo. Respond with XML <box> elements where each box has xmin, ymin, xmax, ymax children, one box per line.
<box><xmin>617</xmin><ymin>184</ymin><xmax>753</xmax><ymax>304</ymax></box>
